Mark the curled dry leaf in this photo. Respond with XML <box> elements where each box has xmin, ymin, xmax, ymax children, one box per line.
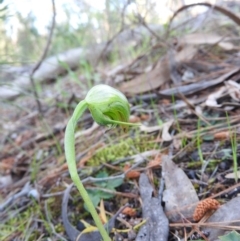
<box><xmin>205</xmin><ymin>80</ymin><xmax>240</xmax><ymax>108</ymax></box>
<box><xmin>140</xmin><ymin>119</ymin><xmax>174</xmax><ymax>141</ymax></box>
<box><xmin>161</xmin><ymin>119</ymin><xmax>174</xmax><ymax>141</ymax></box>
<box><xmin>193</xmin><ymin>198</ymin><xmax>220</xmax><ymax>222</ymax></box>
<box><xmin>225</xmin><ymin>80</ymin><xmax>240</xmax><ymax>101</ymax></box>
<box><xmin>205</xmin><ymin>86</ymin><xmax>227</xmax><ymax>107</ymax></box>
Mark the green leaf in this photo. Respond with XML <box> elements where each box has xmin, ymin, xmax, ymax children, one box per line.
<box><xmin>95</xmin><ymin>171</ymin><xmax>109</xmax><ymax>187</ymax></box>
<box><xmin>98</xmin><ymin>191</ymin><xmax>114</xmax><ymax>199</ymax></box>
<box><xmin>220</xmin><ymin>148</ymin><xmax>232</xmax><ymax>160</ymax></box>
<box><xmin>96</xmin><ymin>171</ymin><xmax>108</xmax><ymax>178</ymax></box>
<box><xmin>219</xmin><ymin>231</ymin><xmax>240</xmax><ymax>241</ymax></box>
<box><xmin>202</xmin><ymin>134</ymin><xmax>214</xmax><ymax>141</ymax></box>
<box><xmin>107</xmin><ymin>177</ymin><xmax>123</xmax><ymax>188</ymax></box>
<box><xmin>84</xmin><ymin>191</ymin><xmax>101</xmax><ymax>209</ymax></box>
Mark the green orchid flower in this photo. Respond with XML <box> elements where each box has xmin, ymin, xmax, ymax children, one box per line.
<box><xmin>85</xmin><ymin>84</ymin><xmax>131</xmax><ymax>127</ymax></box>
<box><xmin>64</xmin><ymin>84</ymin><xmax>138</xmax><ymax>241</ymax></box>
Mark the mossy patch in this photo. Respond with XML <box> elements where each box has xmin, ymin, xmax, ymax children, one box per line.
<box><xmin>88</xmin><ymin>134</ymin><xmax>157</xmax><ymax>166</ymax></box>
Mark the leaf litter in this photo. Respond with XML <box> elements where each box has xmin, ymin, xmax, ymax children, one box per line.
<box><xmin>1</xmin><ymin>2</ymin><xmax>240</xmax><ymax>241</ymax></box>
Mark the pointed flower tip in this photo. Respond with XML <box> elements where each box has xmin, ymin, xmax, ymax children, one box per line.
<box><xmin>85</xmin><ymin>84</ymin><xmax>138</xmax><ymax>127</ymax></box>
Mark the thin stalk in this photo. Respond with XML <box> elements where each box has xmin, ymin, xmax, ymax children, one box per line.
<box><xmin>226</xmin><ymin>112</ymin><xmax>238</xmax><ymax>183</ymax></box>
<box><xmin>197</xmin><ymin>118</ymin><xmax>204</xmax><ymax>164</ymax></box>
<box><xmin>64</xmin><ymin>100</ymin><xmax>111</xmax><ymax>241</ymax></box>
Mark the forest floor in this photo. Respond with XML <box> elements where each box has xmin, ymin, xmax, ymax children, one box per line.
<box><xmin>1</xmin><ymin>3</ymin><xmax>240</xmax><ymax>241</ymax></box>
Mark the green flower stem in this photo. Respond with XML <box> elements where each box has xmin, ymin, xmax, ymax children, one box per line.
<box><xmin>64</xmin><ymin>100</ymin><xmax>111</xmax><ymax>241</ymax></box>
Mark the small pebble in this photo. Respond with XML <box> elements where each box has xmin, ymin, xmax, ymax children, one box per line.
<box><xmin>28</xmin><ymin>189</ymin><xmax>40</xmax><ymax>201</ymax></box>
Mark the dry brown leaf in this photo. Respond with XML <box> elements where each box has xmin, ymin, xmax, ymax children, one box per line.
<box><xmin>99</xmin><ymin>199</ymin><xmax>107</xmax><ymax>224</ymax></box>
<box><xmin>174</xmin><ymin>45</ymin><xmax>197</xmax><ymax>63</ymax></box>
<box><xmin>119</xmin><ymin>45</ymin><xmax>197</xmax><ymax>95</ymax></box>
<box><xmin>136</xmin><ymin>173</ymin><xmax>169</xmax><ymax>241</ymax></box>
<box><xmin>225</xmin><ymin>171</ymin><xmax>240</xmax><ymax>179</ymax></box>
<box><xmin>119</xmin><ymin>57</ymin><xmax>170</xmax><ymax>95</ymax></box>
<box><xmin>162</xmin><ymin>155</ymin><xmax>199</xmax><ymax>222</ymax></box>
<box><xmin>218</xmin><ymin>41</ymin><xmax>236</xmax><ymax>51</ymax></box>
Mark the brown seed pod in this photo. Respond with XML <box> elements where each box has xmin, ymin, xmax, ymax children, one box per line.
<box><xmin>124</xmin><ymin>163</ymin><xmax>140</xmax><ymax>179</ymax></box>
<box><xmin>122</xmin><ymin>207</ymin><xmax>137</xmax><ymax>217</ymax></box>
<box><xmin>214</xmin><ymin>131</ymin><xmax>230</xmax><ymax>140</ymax></box>
<box><xmin>193</xmin><ymin>198</ymin><xmax>220</xmax><ymax>221</ymax></box>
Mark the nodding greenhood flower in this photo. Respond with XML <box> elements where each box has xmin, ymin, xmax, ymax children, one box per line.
<box><xmin>85</xmin><ymin>84</ymin><xmax>136</xmax><ymax>127</ymax></box>
<box><xmin>64</xmin><ymin>84</ymin><xmax>138</xmax><ymax>241</ymax></box>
